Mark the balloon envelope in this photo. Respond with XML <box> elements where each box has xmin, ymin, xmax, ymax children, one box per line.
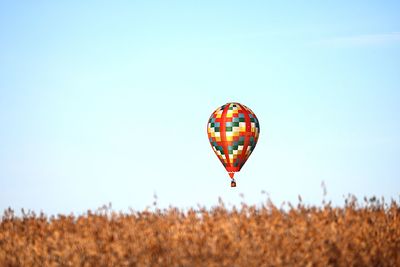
<box><xmin>207</xmin><ymin>102</ymin><xmax>260</xmax><ymax>179</ymax></box>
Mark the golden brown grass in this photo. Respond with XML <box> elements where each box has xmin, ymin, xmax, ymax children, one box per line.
<box><xmin>1</xmin><ymin>197</ymin><xmax>399</xmax><ymax>266</ymax></box>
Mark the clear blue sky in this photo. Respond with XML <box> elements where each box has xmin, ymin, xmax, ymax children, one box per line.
<box><xmin>1</xmin><ymin>1</ymin><xmax>399</xmax><ymax>214</ymax></box>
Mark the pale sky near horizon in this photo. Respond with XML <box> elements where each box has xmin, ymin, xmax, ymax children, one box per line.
<box><xmin>1</xmin><ymin>1</ymin><xmax>399</xmax><ymax>215</ymax></box>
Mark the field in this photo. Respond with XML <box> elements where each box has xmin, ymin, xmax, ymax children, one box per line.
<box><xmin>1</xmin><ymin>197</ymin><xmax>399</xmax><ymax>267</ymax></box>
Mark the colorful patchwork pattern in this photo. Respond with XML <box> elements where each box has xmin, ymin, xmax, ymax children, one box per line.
<box><xmin>207</xmin><ymin>102</ymin><xmax>260</xmax><ymax>177</ymax></box>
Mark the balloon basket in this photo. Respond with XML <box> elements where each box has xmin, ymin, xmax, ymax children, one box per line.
<box><xmin>230</xmin><ymin>180</ymin><xmax>236</xmax><ymax>187</ymax></box>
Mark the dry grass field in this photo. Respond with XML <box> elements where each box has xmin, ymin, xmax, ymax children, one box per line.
<box><xmin>1</xmin><ymin>197</ymin><xmax>399</xmax><ymax>267</ymax></box>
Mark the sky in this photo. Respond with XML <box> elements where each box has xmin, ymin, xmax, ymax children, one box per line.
<box><xmin>1</xmin><ymin>1</ymin><xmax>399</xmax><ymax>215</ymax></box>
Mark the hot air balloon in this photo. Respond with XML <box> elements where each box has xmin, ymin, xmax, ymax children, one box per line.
<box><xmin>207</xmin><ymin>102</ymin><xmax>260</xmax><ymax>187</ymax></box>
